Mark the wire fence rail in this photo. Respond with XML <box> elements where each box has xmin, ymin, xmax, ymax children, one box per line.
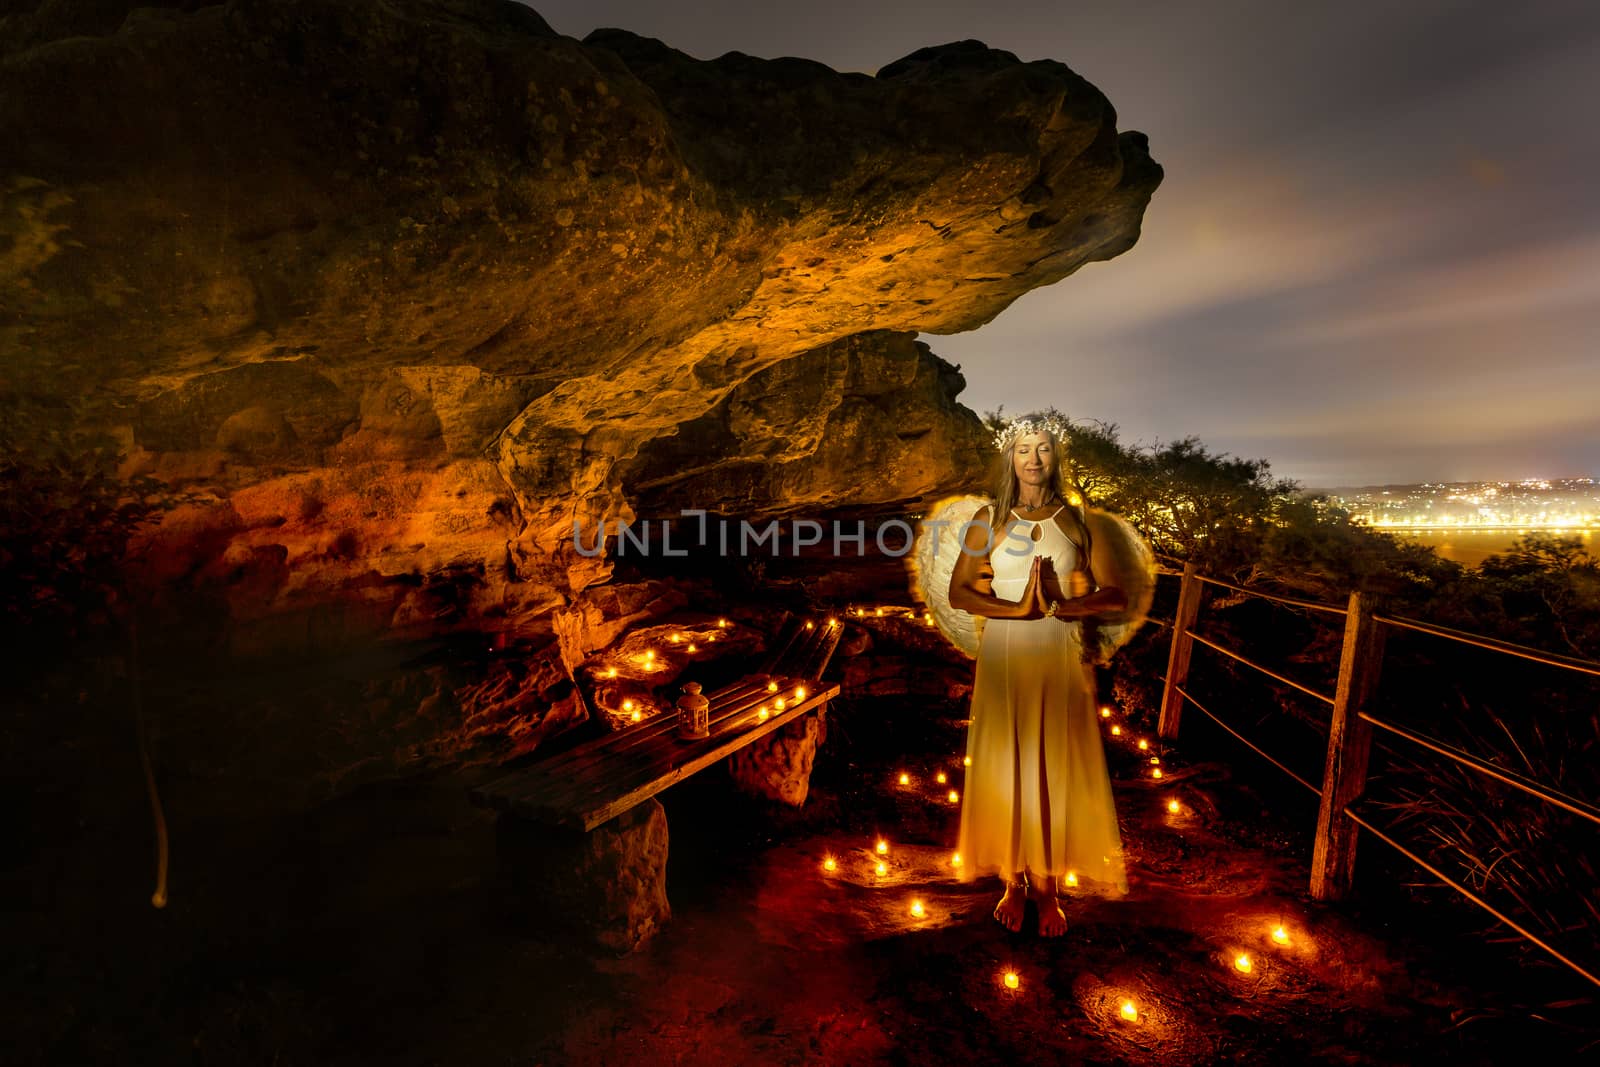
<box><xmin>1152</xmin><ymin>561</ymin><xmax>1600</xmax><ymax>989</ymax></box>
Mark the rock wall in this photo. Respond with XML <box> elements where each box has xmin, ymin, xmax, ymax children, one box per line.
<box><xmin>1</xmin><ymin>1</ymin><xmax>1159</xmax><ymax>771</ymax></box>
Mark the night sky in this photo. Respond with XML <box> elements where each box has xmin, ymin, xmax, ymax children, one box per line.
<box><xmin>528</xmin><ymin>1</ymin><xmax>1600</xmax><ymax>489</ymax></box>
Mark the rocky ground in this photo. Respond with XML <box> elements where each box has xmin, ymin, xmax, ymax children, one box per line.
<box><xmin>8</xmin><ymin>641</ymin><xmax>1595</xmax><ymax>1065</ymax></box>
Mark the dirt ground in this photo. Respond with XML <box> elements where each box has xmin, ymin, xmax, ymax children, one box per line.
<box><xmin>7</xmin><ymin>685</ymin><xmax>1595</xmax><ymax>1066</ymax></box>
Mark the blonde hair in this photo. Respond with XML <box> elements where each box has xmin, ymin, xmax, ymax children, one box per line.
<box><xmin>988</xmin><ymin>419</ymin><xmax>1089</xmax><ymax>558</ymax></box>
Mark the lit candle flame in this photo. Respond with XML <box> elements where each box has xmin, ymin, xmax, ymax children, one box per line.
<box><xmin>645</xmin><ymin>650</ymin><xmax>655</xmax><ymax>661</ymax></box>
<box><xmin>823</xmin><ymin>856</ymin><xmax>836</xmax><ymax>872</ymax></box>
<box><xmin>1137</xmin><ymin>739</ymin><xmax>1149</xmax><ymax>750</ymax></box>
<box><xmin>875</xmin><ymin>861</ymin><xmax>887</xmax><ymax>876</ymax></box>
<box><xmin>1152</xmin><ymin>768</ymin><xmax>1163</xmax><ymax>779</ymax></box>
<box><xmin>951</xmin><ymin>852</ymin><xmax>962</xmax><ymax>868</ymax></box>
<box><xmin>935</xmin><ymin>772</ymin><xmax>947</xmax><ymax>784</ymax></box>
<box><xmin>806</xmin><ymin>621</ymin><xmax>815</xmax><ymax>630</ymax></box>
<box><xmin>718</xmin><ymin>618</ymin><xmax>728</xmax><ymax>628</ymax></box>
<box><xmin>775</xmin><ymin>698</ymin><xmax>787</xmax><ymax>711</ymax></box>
<box><xmin>622</xmin><ymin>699</ymin><xmax>634</xmax><ymax>712</ymax></box>
<box><xmin>687</xmin><ymin>643</ymin><xmax>698</xmax><ymax>653</ymax></box>
<box><xmin>1167</xmin><ymin>799</ymin><xmax>1180</xmax><ymax>813</ymax></box>
<box><xmin>947</xmin><ymin>790</ymin><xmax>959</xmax><ymax>804</ymax></box>
<box><xmin>898</xmin><ymin>772</ymin><xmax>910</xmax><ymax>785</ymax></box>
<box><xmin>606</xmin><ymin>667</ymin><xmax>618</xmax><ymax>678</ymax></box>
<box><xmin>1120</xmin><ymin>1000</ymin><xmax>1137</xmax><ymax>1021</ymax></box>
<box><xmin>670</xmin><ymin>634</ymin><xmax>680</xmax><ymax>643</ymax></box>
<box><xmin>1235</xmin><ymin>953</ymin><xmax>1253</xmax><ymax>973</ymax></box>
<box><xmin>1150</xmin><ymin>756</ymin><xmax>1160</xmax><ymax>765</ymax></box>
<box><xmin>630</xmin><ymin>710</ymin><xmax>641</xmax><ymax>722</ymax></box>
<box><xmin>1100</xmin><ymin>705</ymin><xmax>1112</xmax><ymax>717</ymax></box>
<box><xmin>758</xmin><ymin>707</ymin><xmax>769</xmax><ymax>721</ymax></box>
<box><xmin>963</xmin><ymin>755</ymin><xmax>971</xmax><ymax>766</ymax></box>
<box><xmin>1111</xmin><ymin>725</ymin><xmax>1122</xmax><ymax>736</ymax></box>
<box><xmin>1004</xmin><ymin>972</ymin><xmax>1020</xmax><ymax>990</ymax></box>
<box><xmin>1065</xmin><ymin>872</ymin><xmax>1077</xmax><ymax>887</ymax></box>
<box><xmin>767</xmin><ymin>680</ymin><xmax>778</xmax><ymax>692</ymax></box>
<box><xmin>876</xmin><ymin>839</ymin><xmax>889</xmax><ymax>855</ymax></box>
<box><xmin>1272</xmin><ymin>925</ymin><xmax>1289</xmax><ymax>944</ymax></box>
<box><xmin>910</xmin><ymin>900</ymin><xmax>925</xmax><ymax>918</ymax></box>
<box><xmin>794</xmin><ymin>686</ymin><xmax>805</xmax><ymax>700</ymax></box>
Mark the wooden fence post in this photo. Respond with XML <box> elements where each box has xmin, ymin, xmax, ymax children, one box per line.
<box><xmin>1158</xmin><ymin>562</ymin><xmax>1202</xmax><ymax>740</ymax></box>
<box><xmin>1310</xmin><ymin>590</ymin><xmax>1387</xmax><ymax>901</ymax></box>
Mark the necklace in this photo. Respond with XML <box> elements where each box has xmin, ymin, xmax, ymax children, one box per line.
<box><xmin>1015</xmin><ymin>492</ymin><xmax>1062</xmax><ymax>514</ymax></box>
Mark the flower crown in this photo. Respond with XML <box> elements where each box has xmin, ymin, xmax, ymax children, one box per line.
<box><xmin>991</xmin><ymin>413</ymin><xmax>1071</xmax><ymax>452</ymax></box>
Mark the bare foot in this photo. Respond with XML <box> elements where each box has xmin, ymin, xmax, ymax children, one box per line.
<box><xmin>993</xmin><ymin>882</ymin><xmax>1026</xmax><ymax>933</ymax></box>
<box><xmin>1030</xmin><ymin>882</ymin><xmax>1068</xmax><ymax>937</ymax></box>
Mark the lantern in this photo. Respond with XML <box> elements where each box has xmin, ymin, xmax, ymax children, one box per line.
<box><xmin>675</xmin><ymin>681</ymin><xmax>710</xmax><ymax>739</ymax></box>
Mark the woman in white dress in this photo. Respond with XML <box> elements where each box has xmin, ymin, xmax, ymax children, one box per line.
<box><xmin>948</xmin><ymin>416</ymin><xmax>1131</xmax><ymax>936</ymax></box>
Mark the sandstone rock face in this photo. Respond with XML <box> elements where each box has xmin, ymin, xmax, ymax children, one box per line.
<box><xmin>1</xmin><ymin>1</ymin><xmax>1159</xmax><ymax>762</ymax></box>
<box><xmin>727</xmin><ymin>707</ymin><xmax>828</xmax><ymax>807</ymax></box>
<box><xmin>0</xmin><ymin>2</ymin><xmax>1158</xmax><ymax>793</ymax></box>
<box><xmin>626</xmin><ymin>331</ymin><xmax>987</xmax><ymax>520</ymax></box>
<box><xmin>495</xmin><ymin>798</ymin><xmax>671</xmax><ymax>954</ymax></box>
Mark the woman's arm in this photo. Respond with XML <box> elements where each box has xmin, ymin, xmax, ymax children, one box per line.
<box><xmin>948</xmin><ymin>507</ymin><xmax>1040</xmax><ymax>620</ymax></box>
<box><xmin>1037</xmin><ymin>512</ymin><xmax>1129</xmax><ymax>618</ymax></box>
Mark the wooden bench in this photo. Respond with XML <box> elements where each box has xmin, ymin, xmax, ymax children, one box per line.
<box><xmin>470</xmin><ymin>613</ymin><xmax>844</xmax><ymax>951</ymax></box>
<box><xmin>470</xmin><ymin>612</ymin><xmax>844</xmax><ymax>829</ymax></box>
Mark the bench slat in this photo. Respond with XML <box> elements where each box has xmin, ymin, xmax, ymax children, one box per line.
<box><xmin>504</xmin><ymin>684</ymin><xmax>839</xmax><ymax>830</ymax></box>
<box><xmin>533</xmin><ymin>682</ymin><xmax>812</xmax><ymax>812</ymax></box>
<box><xmin>472</xmin><ymin>674</ymin><xmax>810</xmax><ymax>812</ymax></box>
<box><xmin>497</xmin><ymin>677</ymin><xmax>814</xmax><ymax>813</ymax></box>
<box><xmin>505</xmin><ymin>675</ymin><xmax>774</xmax><ymax>783</ymax></box>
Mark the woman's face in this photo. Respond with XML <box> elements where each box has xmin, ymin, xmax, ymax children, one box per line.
<box><xmin>1012</xmin><ymin>431</ymin><xmax>1055</xmax><ymax>490</ymax></box>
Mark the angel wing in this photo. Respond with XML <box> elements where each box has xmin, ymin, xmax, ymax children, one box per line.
<box><xmin>1082</xmin><ymin>508</ymin><xmax>1159</xmax><ymax>662</ymax></box>
<box><xmin>907</xmin><ymin>494</ymin><xmax>992</xmax><ymax>658</ymax></box>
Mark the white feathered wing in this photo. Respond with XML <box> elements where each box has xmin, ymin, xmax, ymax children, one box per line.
<box><xmin>908</xmin><ymin>494</ymin><xmax>992</xmax><ymax>658</ymax></box>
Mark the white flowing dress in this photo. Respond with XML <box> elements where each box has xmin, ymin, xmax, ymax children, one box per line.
<box><xmin>956</xmin><ymin>506</ymin><xmax>1130</xmax><ymax>896</ymax></box>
